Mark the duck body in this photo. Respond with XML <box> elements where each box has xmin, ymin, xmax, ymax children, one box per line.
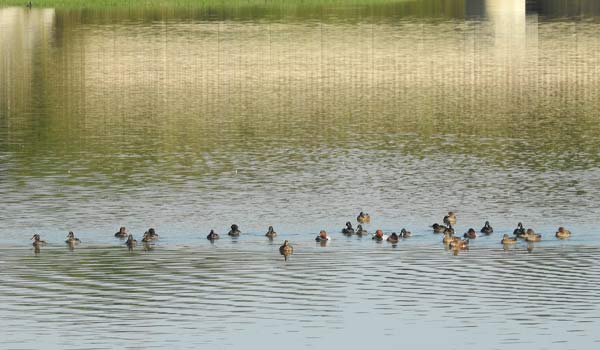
<box><xmin>355</xmin><ymin>225</ymin><xmax>368</xmax><ymax>235</ymax></box>
<box><xmin>357</xmin><ymin>212</ymin><xmax>370</xmax><ymax>223</ymax></box>
<box><xmin>480</xmin><ymin>221</ymin><xmax>493</xmax><ymax>234</ymax></box>
<box><xmin>279</xmin><ymin>240</ymin><xmax>293</xmax><ymax>255</ymax></box>
<box><xmin>387</xmin><ymin>233</ymin><xmax>399</xmax><ymax>243</ymax></box>
<box><xmin>265</xmin><ymin>226</ymin><xmax>277</xmax><ymax>238</ymax></box>
<box><xmin>555</xmin><ymin>227</ymin><xmax>571</xmax><ymax>239</ymax></box>
<box><xmin>31</xmin><ymin>234</ymin><xmax>47</xmax><ymax>247</ymax></box>
<box><xmin>207</xmin><ymin>230</ymin><xmax>220</xmax><ymax>240</ymax></box>
<box><xmin>342</xmin><ymin>222</ymin><xmax>355</xmax><ymax>235</ymax></box>
<box><xmin>400</xmin><ymin>228</ymin><xmax>412</xmax><ymax>238</ymax></box>
<box><xmin>228</xmin><ymin>224</ymin><xmax>241</xmax><ymax>237</ymax></box>
<box><xmin>513</xmin><ymin>223</ymin><xmax>526</xmax><ymax>237</ymax></box>
<box><xmin>501</xmin><ymin>234</ymin><xmax>517</xmax><ymax>244</ymax></box>
<box><xmin>125</xmin><ymin>234</ymin><xmax>137</xmax><ymax>249</ymax></box>
<box><xmin>443</xmin><ymin>212</ymin><xmax>456</xmax><ymax>226</ymax></box>
<box><xmin>523</xmin><ymin>229</ymin><xmax>542</xmax><ymax>242</ymax></box>
<box><xmin>432</xmin><ymin>223</ymin><xmax>446</xmax><ymax>233</ymax></box>
<box><xmin>142</xmin><ymin>229</ymin><xmax>159</xmax><ymax>242</ymax></box>
<box><xmin>464</xmin><ymin>228</ymin><xmax>477</xmax><ymax>239</ymax></box>
<box><xmin>65</xmin><ymin>231</ymin><xmax>81</xmax><ymax>245</ymax></box>
<box><xmin>449</xmin><ymin>238</ymin><xmax>469</xmax><ymax>250</ymax></box>
<box><xmin>114</xmin><ymin>227</ymin><xmax>128</xmax><ymax>238</ymax></box>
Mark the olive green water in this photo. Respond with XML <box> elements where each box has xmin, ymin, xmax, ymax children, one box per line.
<box><xmin>1</xmin><ymin>0</ymin><xmax>600</xmax><ymax>349</ymax></box>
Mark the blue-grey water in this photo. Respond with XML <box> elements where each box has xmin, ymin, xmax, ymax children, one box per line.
<box><xmin>1</xmin><ymin>0</ymin><xmax>600</xmax><ymax>349</ymax></box>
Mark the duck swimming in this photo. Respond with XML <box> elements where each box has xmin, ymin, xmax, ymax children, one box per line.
<box><xmin>114</xmin><ymin>227</ymin><xmax>128</xmax><ymax>238</ymax></box>
<box><xmin>449</xmin><ymin>238</ymin><xmax>469</xmax><ymax>250</ymax></box>
<box><xmin>342</xmin><ymin>222</ymin><xmax>355</xmax><ymax>235</ymax></box>
<box><xmin>480</xmin><ymin>221</ymin><xmax>493</xmax><ymax>234</ymax></box>
<box><xmin>513</xmin><ymin>222</ymin><xmax>526</xmax><ymax>237</ymax></box>
<box><xmin>442</xmin><ymin>232</ymin><xmax>457</xmax><ymax>245</ymax></box>
<box><xmin>432</xmin><ymin>223</ymin><xmax>446</xmax><ymax>233</ymax></box>
<box><xmin>315</xmin><ymin>230</ymin><xmax>330</xmax><ymax>242</ymax></box>
<box><xmin>372</xmin><ymin>229</ymin><xmax>387</xmax><ymax>241</ymax></box>
<box><xmin>142</xmin><ymin>229</ymin><xmax>159</xmax><ymax>242</ymax></box>
<box><xmin>443</xmin><ymin>212</ymin><xmax>456</xmax><ymax>226</ymax></box>
<box><xmin>125</xmin><ymin>234</ymin><xmax>137</xmax><ymax>250</ymax></box>
<box><xmin>207</xmin><ymin>230</ymin><xmax>220</xmax><ymax>240</ymax></box>
<box><xmin>555</xmin><ymin>227</ymin><xmax>571</xmax><ymax>239</ymax></box>
<box><xmin>31</xmin><ymin>234</ymin><xmax>47</xmax><ymax>247</ymax></box>
<box><xmin>387</xmin><ymin>232</ymin><xmax>399</xmax><ymax>243</ymax></box>
<box><xmin>400</xmin><ymin>228</ymin><xmax>412</xmax><ymax>238</ymax></box>
<box><xmin>501</xmin><ymin>234</ymin><xmax>517</xmax><ymax>244</ymax></box>
<box><xmin>464</xmin><ymin>228</ymin><xmax>477</xmax><ymax>239</ymax></box>
<box><xmin>65</xmin><ymin>231</ymin><xmax>81</xmax><ymax>245</ymax></box>
<box><xmin>265</xmin><ymin>226</ymin><xmax>277</xmax><ymax>238</ymax></box>
<box><xmin>228</xmin><ymin>224</ymin><xmax>241</xmax><ymax>237</ymax></box>
<box><xmin>356</xmin><ymin>224</ymin><xmax>368</xmax><ymax>235</ymax></box>
<box><xmin>524</xmin><ymin>229</ymin><xmax>542</xmax><ymax>242</ymax></box>
<box><xmin>357</xmin><ymin>212</ymin><xmax>370</xmax><ymax>223</ymax></box>
<box><xmin>279</xmin><ymin>240</ymin><xmax>293</xmax><ymax>255</ymax></box>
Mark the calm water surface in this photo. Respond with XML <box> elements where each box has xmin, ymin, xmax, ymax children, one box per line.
<box><xmin>1</xmin><ymin>0</ymin><xmax>600</xmax><ymax>348</ymax></box>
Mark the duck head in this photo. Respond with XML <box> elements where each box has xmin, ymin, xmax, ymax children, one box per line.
<box><xmin>346</xmin><ymin>222</ymin><xmax>353</xmax><ymax>228</ymax></box>
<box><xmin>231</xmin><ymin>224</ymin><xmax>239</xmax><ymax>231</ymax></box>
<box><xmin>319</xmin><ymin>230</ymin><xmax>328</xmax><ymax>239</ymax></box>
<box><xmin>268</xmin><ymin>226</ymin><xmax>274</xmax><ymax>233</ymax></box>
<box><xmin>375</xmin><ymin>229</ymin><xmax>383</xmax><ymax>238</ymax></box>
<box><xmin>148</xmin><ymin>228</ymin><xmax>156</xmax><ymax>236</ymax></box>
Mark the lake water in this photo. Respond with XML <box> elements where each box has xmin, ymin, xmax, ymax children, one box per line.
<box><xmin>1</xmin><ymin>0</ymin><xmax>600</xmax><ymax>348</ymax></box>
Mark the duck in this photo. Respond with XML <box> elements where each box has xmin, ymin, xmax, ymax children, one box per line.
<box><xmin>524</xmin><ymin>229</ymin><xmax>542</xmax><ymax>242</ymax></box>
<box><xmin>513</xmin><ymin>222</ymin><xmax>526</xmax><ymax>237</ymax></box>
<box><xmin>432</xmin><ymin>223</ymin><xmax>446</xmax><ymax>233</ymax></box>
<box><xmin>449</xmin><ymin>238</ymin><xmax>469</xmax><ymax>250</ymax></box>
<box><xmin>125</xmin><ymin>234</ymin><xmax>137</xmax><ymax>250</ymax></box>
<box><xmin>357</xmin><ymin>212</ymin><xmax>370</xmax><ymax>223</ymax></box>
<box><xmin>400</xmin><ymin>228</ymin><xmax>412</xmax><ymax>238</ymax></box>
<box><xmin>501</xmin><ymin>234</ymin><xmax>517</xmax><ymax>244</ymax></box>
<box><xmin>442</xmin><ymin>232</ymin><xmax>457</xmax><ymax>245</ymax></box>
<box><xmin>279</xmin><ymin>240</ymin><xmax>293</xmax><ymax>255</ymax></box>
<box><xmin>315</xmin><ymin>230</ymin><xmax>330</xmax><ymax>242</ymax></box>
<box><xmin>387</xmin><ymin>232</ymin><xmax>400</xmax><ymax>243</ymax></box>
<box><xmin>355</xmin><ymin>224</ymin><xmax>368</xmax><ymax>235</ymax></box>
<box><xmin>443</xmin><ymin>212</ymin><xmax>456</xmax><ymax>226</ymax></box>
<box><xmin>265</xmin><ymin>226</ymin><xmax>277</xmax><ymax>238</ymax></box>
<box><xmin>114</xmin><ymin>227</ymin><xmax>128</xmax><ymax>238</ymax></box>
<box><xmin>480</xmin><ymin>221</ymin><xmax>493</xmax><ymax>234</ymax></box>
<box><xmin>372</xmin><ymin>229</ymin><xmax>387</xmax><ymax>241</ymax></box>
<box><xmin>31</xmin><ymin>234</ymin><xmax>47</xmax><ymax>247</ymax></box>
<box><xmin>342</xmin><ymin>221</ymin><xmax>355</xmax><ymax>235</ymax></box>
<box><xmin>463</xmin><ymin>228</ymin><xmax>477</xmax><ymax>239</ymax></box>
<box><xmin>228</xmin><ymin>224</ymin><xmax>241</xmax><ymax>237</ymax></box>
<box><xmin>142</xmin><ymin>228</ymin><xmax>159</xmax><ymax>242</ymax></box>
<box><xmin>65</xmin><ymin>231</ymin><xmax>81</xmax><ymax>245</ymax></box>
<box><xmin>207</xmin><ymin>230</ymin><xmax>220</xmax><ymax>240</ymax></box>
<box><xmin>555</xmin><ymin>227</ymin><xmax>571</xmax><ymax>239</ymax></box>
<box><xmin>443</xmin><ymin>225</ymin><xmax>455</xmax><ymax>235</ymax></box>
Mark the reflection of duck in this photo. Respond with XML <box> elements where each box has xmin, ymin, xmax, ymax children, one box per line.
<box><xmin>265</xmin><ymin>226</ymin><xmax>277</xmax><ymax>238</ymax></box>
<box><xmin>65</xmin><ymin>231</ymin><xmax>81</xmax><ymax>245</ymax></box>
<box><xmin>524</xmin><ymin>229</ymin><xmax>542</xmax><ymax>242</ymax></box>
<box><xmin>463</xmin><ymin>228</ymin><xmax>477</xmax><ymax>239</ymax></box>
<box><xmin>513</xmin><ymin>222</ymin><xmax>526</xmax><ymax>237</ymax></box>
<box><xmin>31</xmin><ymin>234</ymin><xmax>47</xmax><ymax>247</ymax></box>
<box><xmin>357</xmin><ymin>212</ymin><xmax>370</xmax><ymax>223</ymax></box>
<box><xmin>207</xmin><ymin>230</ymin><xmax>220</xmax><ymax>240</ymax></box>
<box><xmin>114</xmin><ymin>227</ymin><xmax>128</xmax><ymax>238</ymax></box>
<box><xmin>400</xmin><ymin>228</ymin><xmax>412</xmax><ymax>238</ymax></box>
<box><xmin>356</xmin><ymin>225</ymin><xmax>368</xmax><ymax>235</ymax></box>
<box><xmin>501</xmin><ymin>234</ymin><xmax>517</xmax><ymax>244</ymax></box>
<box><xmin>387</xmin><ymin>232</ymin><xmax>399</xmax><ymax>243</ymax></box>
<box><xmin>342</xmin><ymin>222</ymin><xmax>355</xmax><ymax>235</ymax></box>
<box><xmin>372</xmin><ymin>229</ymin><xmax>387</xmax><ymax>241</ymax></box>
<box><xmin>480</xmin><ymin>221</ymin><xmax>493</xmax><ymax>234</ymax></box>
<box><xmin>442</xmin><ymin>232</ymin><xmax>458</xmax><ymax>245</ymax></box>
<box><xmin>432</xmin><ymin>223</ymin><xmax>446</xmax><ymax>233</ymax></box>
<box><xmin>26</xmin><ymin>2</ymin><xmax>32</xmax><ymax>8</ymax></box>
<box><xmin>315</xmin><ymin>230</ymin><xmax>330</xmax><ymax>242</ymax></box>
<box><xmin>228</xmin><ymin>224</ymin><xmax>241</xmax><ymax>237</ymax></box>
<box><xmin>443</xmin><ymin>212</ymin><xmax>456</xmax><ymax>226</ymax></box>
<box><xmin>555</xmin><ymin>227</ymin><xmax>571</xmax><ymax>239</ymax></box>
<box><xmin>125</xmin><ymin>234</ymin><xmax>137</xmax><ymax>250</ymax></box>
<box><xmin>279</xmin><ymin>240</ymin><xmax>293</xmax><ymax>255</ymax></box>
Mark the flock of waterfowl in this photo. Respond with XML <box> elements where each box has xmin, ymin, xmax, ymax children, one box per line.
<box><xmin>28</xmin><ymin>211</ymin><xmax>573</xmax><ymax>258</ymax></box>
